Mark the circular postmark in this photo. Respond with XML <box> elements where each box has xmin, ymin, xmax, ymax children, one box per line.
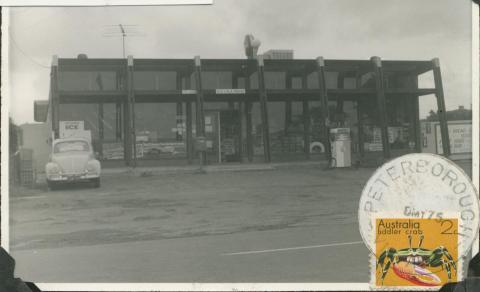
<box><xmin>358</xmin><ymin>153</ymin><xmax>480</xmax><ymax>257</ymax></box>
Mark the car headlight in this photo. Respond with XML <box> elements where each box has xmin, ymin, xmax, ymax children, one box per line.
<box><xmin>46</xmin><ymin>163</ymin><xmax>61</xmax><ymax>174</ymax></box>
<box><xmin>86</xmin><ymin>160</ymin><xmax>99</xmax><ymax>173</ymax></box>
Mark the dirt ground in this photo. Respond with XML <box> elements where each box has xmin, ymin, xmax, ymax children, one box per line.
<box><xmin>7</xmin><ymin>159</ymin><xmax>473</xmax><ymax>283</ymax></box>
<box><xmin>10</xmin><ymin>163</ymin><xmax>373</xmax><ymax>250</ymax></box>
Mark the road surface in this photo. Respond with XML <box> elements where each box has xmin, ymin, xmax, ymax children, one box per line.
<box><xmin>8</xmin><ymin>160</ymin><xmax>472</xmax><ymax>283</ymax></box>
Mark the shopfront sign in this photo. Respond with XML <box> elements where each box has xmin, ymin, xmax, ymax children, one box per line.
<box><xmin>60</xmin><ymin>121</ymin><xmax>84</xmax><ymax>131</ymax></box>
<box><xmin>59</xmin><ymin>121</ymin><xmax>91</xmax><ymax>142</ymax></box>
<box><xmin>436</xmin><ymin>123</ymin><xmax>472</xmax><ymax>154</ymax></box>
<box><xmin>215</xmin><ymin>88</ymin><xmax>246</xmax><ymax>94</ymax></box>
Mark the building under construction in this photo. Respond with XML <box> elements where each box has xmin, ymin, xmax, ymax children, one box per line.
<box><xmin>34</xmin><ymin>52</ymin><xmax>451</xmax><ymax>167</ymax></box>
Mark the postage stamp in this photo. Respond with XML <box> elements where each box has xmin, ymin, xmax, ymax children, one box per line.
<box><xmin>358</xmin><ymin>153</ymin><xmax>479</xmax><ymax>290</ymax></box>
<box><xmin>371</xmin><ymin>215</ymin><xmax>462</xmax><ymax>290</ymax></box>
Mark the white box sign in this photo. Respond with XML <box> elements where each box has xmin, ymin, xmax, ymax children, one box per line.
<box><xmin>436</xmin><ymin>123</ymin><xmax>472</xmax><ymax>154</ymax></box>
<box><xmin>60</xmin><ymin>121</ymin><xmax>84</xmax><ymax>132</ymax></box>
<box><xmin>215</xmin><ymin>89</ymin><xmax>246</xmax><ymax>94</ymax></box>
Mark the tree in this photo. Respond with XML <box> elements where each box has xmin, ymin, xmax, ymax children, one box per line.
<box><xmin>425</xmin><ymin>106</ymin><xmax>471</xmax><ymax>121</ymax></box>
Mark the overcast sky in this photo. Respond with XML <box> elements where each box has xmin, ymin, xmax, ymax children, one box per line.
<box><xmin>5</xmin><ymin>0</ymin><xmax>473</xmax><ymax>124</ymax></box>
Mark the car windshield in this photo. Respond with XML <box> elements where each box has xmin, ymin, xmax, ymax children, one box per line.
<box><xmin>54</xmin><ymin>141</ymin><xmax>90</xmax><ymax>153</ymax></box>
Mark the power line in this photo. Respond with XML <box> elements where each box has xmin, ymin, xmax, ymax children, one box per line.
<box><xmin>9</xmin><ymin>32</ymin><xmax>50</xmax><ymax>69</ymax></box>
<box><xmin>15</xmin><ymin>7</ymin><xmax>69</xmax><ymax>31</ymax></box>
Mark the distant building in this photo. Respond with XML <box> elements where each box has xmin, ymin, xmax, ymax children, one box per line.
<box><xmin>426</xmin><ymin>105</ymin><xmax>472</xmax><ymax>121</ymax></box>
<box><xmin>34</xmin><ymin>100</ymin><xmax>49</xmax><ymax>122</ymax></box>
<box><xmin>262</xmin><ymin>49</ymin><xmax>294</xmax><ymax>60</ymax></box>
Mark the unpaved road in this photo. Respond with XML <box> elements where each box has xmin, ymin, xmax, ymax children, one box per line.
<box><xmin>8</xmin><ymin>160</ymin><xmax>472</xmax><ymax>283</ymax></box>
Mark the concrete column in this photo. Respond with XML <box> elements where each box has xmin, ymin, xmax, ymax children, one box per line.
<box><xmin>316</xmin><ymin>57</ymin><xmax>332</xmax><ymax>163</ymax></box>
<box><xmin>194</xmin><ymin>56</ymin><xmax>207</xmax><ymax>165</ymax></box>
<box><xmin>371</xmin><ymin>56</ymin><xmax>391</xmax><ymax>159</ymax></box>
<box><xmin>432</xmin><ymin>58</ymin><xmax>451</xmax><ymax>156</ymax></box>
<box><xmin>51</xmin><ymin>55</ymin><xmax>60</xmax><ymax>139</ymax></box>
<box><xmin>257</xmin><ymin>55</ymin><xmax>271</xmax><ymax>163</ymax></box>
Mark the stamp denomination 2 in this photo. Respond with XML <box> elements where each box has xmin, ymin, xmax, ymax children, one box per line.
<box><xmin>372</xmin><ymin>217</ymin><xmax>461</xmax><ymax>289</ymax></box>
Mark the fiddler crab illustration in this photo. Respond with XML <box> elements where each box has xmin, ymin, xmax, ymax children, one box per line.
<box><xmin>377</xmin><ymin>235</ymin><xmax>457</xmax><ymax>286</ymax></box>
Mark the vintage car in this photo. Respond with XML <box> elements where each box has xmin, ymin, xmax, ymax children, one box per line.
<box><xmin>45</xmin><ymin>138</ymin><xmax>101</xmax><ymax>190</ymax></box>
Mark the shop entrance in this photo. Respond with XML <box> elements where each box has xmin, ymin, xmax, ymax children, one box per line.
<box><xmin>204</xmin><ymin>109</ymin><xmax>242</xmax><ymax>164</ymax></box>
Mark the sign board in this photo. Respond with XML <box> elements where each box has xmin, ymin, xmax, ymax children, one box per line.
<box><xmin>435</xmin><ymin>123</ymin><xmax>472</xmax><ymax>154</ymax></box>
<box><xmin>59</xmin><ymin>121</ymin><xmax>92</xmax><ymax>142</ymax></box>
<box><xmin>195</xmin><ymin>136</ymin><xmax>207</xmax><ymax>151</ymax></box>
<box><xmin>60</xmin><ymin>121</ymin><xmax>84</xmax><ymax>132</ymax></box>
<box><xmin>181</xmin><ymin>89</ymin><xmax>197</xmax><ymax>94</ymax></box>
<box><xmin>215</xmin><ymin>88</ymin><xmax>246</xmax><ymax>94</ymax></box>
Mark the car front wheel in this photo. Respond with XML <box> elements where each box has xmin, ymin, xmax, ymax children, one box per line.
<box><xmin>47</xmin><ymin>180</ymin><xmax>58</xmax><ymax>191</ymax></box>
<box><xmin>92</xmin><ymin>178</ymin><xmax>101</xmax><ymax>188</ymax></box>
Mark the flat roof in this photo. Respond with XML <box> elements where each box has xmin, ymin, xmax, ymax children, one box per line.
<box><xmin>57</xmin><ymin>58</ymin><xmax>434</xmax><ymax>75</ymax></box>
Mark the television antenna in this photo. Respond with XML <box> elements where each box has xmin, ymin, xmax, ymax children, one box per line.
<box><xmin>102</xmin><ymin>24</ymin><xmax>145</xmax><ymax>58</ymax></box>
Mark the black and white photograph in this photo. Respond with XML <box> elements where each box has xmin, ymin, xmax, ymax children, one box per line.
<box><xmin>1</xmin><ymin>0</ymin><xmax>478</xmax><ymax>290</ymax></box>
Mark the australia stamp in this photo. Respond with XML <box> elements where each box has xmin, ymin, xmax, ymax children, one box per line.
<box><xmin>358</xmin><ymin>153</ymin><xmax>480</xmax><ymax>290</ymax></box>
<box><xmin>371</xmin><ymin>215</ymin><xmax>462</xmax><ymax>289</ymax></box>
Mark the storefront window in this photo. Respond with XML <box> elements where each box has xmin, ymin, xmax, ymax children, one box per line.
<box><xmin>134</xmin><ymin>103</ymin><xmax>186</xmax><ymax>160</ymax></box>
<box><xmin>359</xmin><ymin>96</ymin><xmax>415</xmax><ymax>154</ymax></box>
<box><xmin>265</xmin><ymin>72</ymin><xmax>286</xmax><ymax>89</ymax></box>
<box><xmin>134</xmin><ymin>71</ymin><xmax>177</xmax><ymax>90</ymax></box>
<box><xmin>59</xmin><ymin>71</ymin><xmax>118</xmax><ymax>91</ymax></box>
<box><xmin>100</xmin><ymin>103</ymin><xmax>118</xmax><ymax>142</ymax></box>
<box><xmin>201</xmin><ymin>72</ymin><xmax>233</xmax><ymax>89</ymax></box>
<box><xmin>59</xmin><ymin>103</ymin><xmax>125</xmax><ymax>160</ymax></box>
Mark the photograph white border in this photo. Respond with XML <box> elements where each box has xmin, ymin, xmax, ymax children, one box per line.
<box><xmin>0</xmin><ymin>0</ymin><xmax>212</xmax><ymax>6</ymax></box>
<box><xmin>35</xmin><ymin>283</ymin><xmax>371</xmax><ymax>291</ymax></box>
<box><xmin>1</xmin><ymin>1</ymin><xmax>479</xmax><ymax>291</ymax></box>
<box><xmin>471</xmin><ymin>1</ymin><xmax>479</xmax><ymax>257</ymax></box>
<box><xmin>1</xmin><ymin>6</ymin><xmax>11</xmax><ymax>252</ymax></box>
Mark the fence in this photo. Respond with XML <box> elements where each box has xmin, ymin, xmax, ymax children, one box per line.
<box><xmin>9</xmin><ymin>148</ymin><xmax>37</xmax><ymax>188</ymax></box>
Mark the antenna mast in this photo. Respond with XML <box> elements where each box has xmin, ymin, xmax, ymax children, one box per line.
<box><xmin>119</xmin><ymin>24</ymin><xmax>126</xmax><ymax>58</ymax></box>
<box><xmin>102</xmin><ymin>24</ymin><xmax>144</xmax><ymax>58</ymax></box>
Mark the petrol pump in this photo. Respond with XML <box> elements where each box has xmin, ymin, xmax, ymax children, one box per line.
<box><xmin>330</xmin><ymin>128</ymin><xmax>351</xmax><ymax>167</ymax></box>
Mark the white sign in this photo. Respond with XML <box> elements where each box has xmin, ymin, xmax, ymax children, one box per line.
<box><xmin>215</xmin><ymin>88</ymin><xmax>246</xmax><ymax>94</ymax></box>
<box><xmin>59</xmin><ymin>121</ymin><xmax>92</xmax><ymax>142</ymax></box>
<box><xmin>436</xmin><ymin>123</ymin><xmax>472</xmax><ymax>154</ymax></box>
<box><xmin>60</xmin><ymin>120</ymin><xmax>84</xmax><ymax>132</ymax></box>
<box><xmin>181</xmin><ymin>89</ymin><xmax>197</xmax><ymax>94</ymax></box>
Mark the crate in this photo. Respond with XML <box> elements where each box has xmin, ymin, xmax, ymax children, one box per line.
<box><xmin>20</xmin><ymin>160</ymin><xmax>34</xmax><ymax>171</ymax></box>
<box><xmin>20</xmin><ymin>169</ymin><xmax>35</xmax><ymax>187</ymax></box>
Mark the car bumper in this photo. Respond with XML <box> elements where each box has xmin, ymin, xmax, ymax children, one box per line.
<box><xmin>47</xmin><ymin>173</ymin><xmax>99</xmax><ymax>182</ymax></box>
